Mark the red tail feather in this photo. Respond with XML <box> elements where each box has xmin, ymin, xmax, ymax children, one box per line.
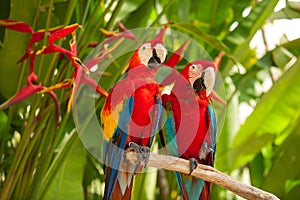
<box><xmin>111</xmin><ymin>181</ymin><xmax>133</xmax><ymax>200</ymax></box>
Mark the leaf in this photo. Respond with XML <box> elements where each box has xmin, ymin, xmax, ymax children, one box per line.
<box><xmin>282</xmin><ymin>38</ymin><xmax>300</xmax><ymax>56</ymax></box>
<box><xmin>249</xmin><ymin>152</ymin><xmax>264</xmax><ymax>187</ymax></box>
<box><xmin>284</xmin><ymin>179</ymin><xmax>300</xmax><ymax>200</ymax></box>
<box><xmin>272</xmin><ymin>46</ymin><xmax>294</xmax><ymax>69</ymax></box>
<box><xmin>0</xmin><ymin>111</ymin><xmax>8</xmax><ymax>139</ymax></box>
<box><xmin>122</xmin><ymin>0</ymin><xmax>154</xmax><ymax>29</ymax></box>
<box><xmin>261</xmin><ymin>117</ymin><xmax>300</xmax><ymax>198</ymax></box>
<box><xmin>270</xmin><ymin>6</ymin><xmax>300</xmax><ymax>20</ymax></box>
<box><xmin>222</xmin><ymin>0</ymin><xmax>279</xmax><ymax>74</ymax></box>
<box><xmin>229</xmin><ymin>57</ymin><xmax>300</xmax><ymax>170</ymax></box>
<box><xmin>177</xmin><ymin>0</ymin><xmax>190</xmax><ymax>22</ymax></box>
<box><xmin>215</xmin><ymin>81</ymin><xmax>240</xmax><ymax>172</ymax></box>
<box><xmin>115</xmin><ymin>0</ymin><xmax>147</xmax><ymax>23</ymax></box>
<box><xmin>131</xmin><ymin>171</ymin><xmax>157</xmax><ymax>200</ymax></box>
<box><xmin>45</xmin><ymin>135</ymin><xmax>86</xmax><ymax>200</ymax></box>
<box><xmin>170</xmin><ymin>22</ymin><xmax>231</xmax><ymax>54</ymax></box>
<box><xmin>191</xmin><ymin>0</ymin><xmax>234</xmax><ymax>28</ymax></box>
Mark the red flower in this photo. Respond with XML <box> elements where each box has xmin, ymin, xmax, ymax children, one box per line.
<box><xmin>0</xmin><ymin>52</ymin><xmax>60</xmax><ymax>124</ymax></box>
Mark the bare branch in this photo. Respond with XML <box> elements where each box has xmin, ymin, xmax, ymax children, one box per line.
<box><xmin>124</xmin><ymin>152</ymin><xmax>280</xmax><ymax>200</ymax></box>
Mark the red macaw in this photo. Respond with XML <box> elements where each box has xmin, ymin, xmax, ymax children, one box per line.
<box><xmin>160</xmin><ymin>60</ymin><xmax>217</xmax><ymax>200</ymax></box>
<box><xmin>101</xmin><ymin>28</ymin><xmax>167</xmax><ymax>200</ymax></box>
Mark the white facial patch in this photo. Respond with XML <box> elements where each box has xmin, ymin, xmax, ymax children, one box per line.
<box><xmin>202</xmin><ymin>67</ymin><xmax>215</xmax><ymax>97</ymax></box>
<box><xmin>138</xmin><ymin>43</ymin><xmax>152</xmax><ymax>66</ymax></box>
<box><xmin>154</xmin><ymin>43</ymin><xmax>167</xmax><ymax>63</ymax></box>
<box><xmin>188</xmin><ymin>64</ymin><xmax>203</xmax><ymax>86</ymax></box>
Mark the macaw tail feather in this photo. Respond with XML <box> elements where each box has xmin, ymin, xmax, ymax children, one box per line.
<box><xmin>104</xmin><ymin>167</ymin><xmax>135</xmax><ymax>200</ymax></box>
<box><xmin>199</xmin><ymin>181</ymin><xmax>212</xmax><ymax>200</ymax></box>
<box><xmin>180</xmin><ymin>175</ymin><xmax>205</xmax><ymax>200</ymax></box>
<box><xmin>110</xmin><ymin>180</ymin><xmax>133</xmax><ymax>200</ymax></box>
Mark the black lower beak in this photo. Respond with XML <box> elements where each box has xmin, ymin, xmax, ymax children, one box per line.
<box><xmin>147</xmin><ymin>49</ymin><xmax>161</xmax><ymax>69</ymax></box>
<box><xmin>193</xmin><ymin>75</ymin><xmax>206</xmax><ymax>93</ymax></box>
<box><xmin>147</xmin><ymin>57</ymin><xmax>158</xmax><ymax>69</ymax></box>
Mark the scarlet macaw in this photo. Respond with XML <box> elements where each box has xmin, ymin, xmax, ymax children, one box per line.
<box><xmin>160</xmin><ymin>60</ymin><xmax>217</xmax><ymax>200</ymax></box>
<box><xmin>101</xmin><ymin>28</ymin><xmax>167</xmax><ymax>200</ymax></box>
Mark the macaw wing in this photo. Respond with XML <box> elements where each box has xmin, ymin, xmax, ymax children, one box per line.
<box><xmin>148</xmin><ymin>93</ymin><xmax>163</xmax><ymax>147</ymax></box>
<box><xmin>159</xmin><ymin>94</ymin><xmax>179</xmax><ymax>156</ymax></box>
<box><xmin>159</xmin><ymin>94</ymin><xmax>187</xmax><ymax>197</ymax></box>
<box><xmin>207</xmin><ymin>100</ymin><xmax>217</xmax><ymax>163</ymax></box>
<box><xmin>101</xmin><ymin>86</ymin><xmax>134</xmax><ymax>200</ymax></box>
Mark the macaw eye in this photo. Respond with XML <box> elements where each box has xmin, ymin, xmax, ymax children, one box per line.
<box><xmin>190</xmin><ymin>64</ymin><xmax>202</xmax><ymax>71</ymax></box>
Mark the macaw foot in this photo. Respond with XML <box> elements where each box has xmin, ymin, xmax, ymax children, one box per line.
<box><xmin>127</xmin><ymin>142</ymin><xmax>143</xmax><ymax>160</ymax></box>
<box><xmin>198</xmin><ymin>142</ymin><xmax>214</xmax><ymax>160</ymax></box>
<box><xmin>127</xmin><ymin>142</ymin><xmax>150</xmax><ymax>166</ymax></box>
<box><xmin>140</xmin><ymin>145</ymin><xmax>150</xmax><ymax>167</ymax></box>
<box><xmin>189</xmin><ymin>158</ymin><xmax>198</xmax><ymax>175</ymax></box>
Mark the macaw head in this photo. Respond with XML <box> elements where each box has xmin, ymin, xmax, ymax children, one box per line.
<box><xmin>181</xmin><ymin>60</ymin><xmax>216</xmax><ymax>97</ymax></box>
<box><xmin>128</xmin><ymin>28</ymin><xmax>167</xmax><ymax>70</ymax></box>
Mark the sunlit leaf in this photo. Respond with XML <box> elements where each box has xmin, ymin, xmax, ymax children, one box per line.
<box><xmin>170</xmin><ymin>22</ymin><xmax>231</xmax><ymax>54</ymax></box>
<box><xmin>230</xmin><ymin>57</ymin><xmax>300</xmax><ymax>169</ymax></box>
<box><xmin>261</xmin><ymin>117</ymin><xmax>300</xmax><ymax>198</ymax></box>
<box><xmin>222</xmin><ymin>0</ymin><xmax>279</xmax><ymax>74</ymax></box>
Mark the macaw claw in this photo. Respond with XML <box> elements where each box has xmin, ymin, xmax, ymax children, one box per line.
<box><xmin>127</xmin><ymin>142</ymin><xmax>150</xmax><ymax>166</ymax></box>
<box><xmin>188</xmin><ymin>158</ymin><xmax>198</xmax><ymax>175</ymax></box>
<box><xmin>140</xmin><ymin>145</ymin><xmax>150</xmax><ymax>167</ymax></box>
<box><xmin>198</xmin><ymin>142</ymin><xmax>214</xmax><ymax>160</ymax></box>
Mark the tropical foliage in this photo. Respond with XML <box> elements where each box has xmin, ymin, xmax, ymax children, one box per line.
<box><xmin>0</xmin><ymin>0</ymin><xmax>299</xmax><ymax>199</ymax></box>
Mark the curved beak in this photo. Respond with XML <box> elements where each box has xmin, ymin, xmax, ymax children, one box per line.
<box><xmin>147</xmin><ymin>49</ymin><xmax>161</xmax><ymax>69</ymax></box>
<box><xmin>193</xmin><ymin>67</ymin><xmax>215</xmax><ymax>97</ymax></box>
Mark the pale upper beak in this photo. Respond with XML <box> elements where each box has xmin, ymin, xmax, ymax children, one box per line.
<box><xmin>193</xmin><ymin>67</ymin><xmax>215</xmax><ymax>97</ymax></box>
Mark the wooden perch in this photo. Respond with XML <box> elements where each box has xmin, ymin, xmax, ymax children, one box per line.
<box><xmin>124</xmin><ymin>152</ymin><xmax>279</xmax><ymax>200</ymax></box>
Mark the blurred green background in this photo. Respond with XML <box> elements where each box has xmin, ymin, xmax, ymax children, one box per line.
<box><xmin>0</xmin><ymin>0</ymin><xmax>300</xmax><ymax>199</ymax></box>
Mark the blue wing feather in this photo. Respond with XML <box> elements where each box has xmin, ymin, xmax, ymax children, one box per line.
<box><xmin>149</xmin><ymin>95</ymin><xmax>163</xmax><ymax>147</ymax></box>
<box><xmin>207</xmin><ymin>101</ymin><xmax>217</xmax><ymax>158</ymax></box>
<box><xmin>159</xmin><ymin>97</ymin><xmax>186</xmax><ymax>197</ymax></box>
<box><xmin>103</xmin><ymin>96</ymin><xmax>134</xmax><ymax>200</ymax></box>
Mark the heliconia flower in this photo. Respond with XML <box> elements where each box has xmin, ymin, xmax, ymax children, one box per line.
<box><xmin>0</xmin><ymin>20</ymin><xmax>64</xmax><ymax>63</ymax></box>
<box><xmin>38</xmin><ymin>26</ymin><xmax>111</xmax><ymax>112</ymax></box>
<box><xmin>0</xmin><ymin>53</ymin><xmax>60</xmax><ymax>124</ymax></box>
<box><xmin>212</xmin><ymin>51</ymin><xmax>226</xmax><ymax>105</ymax></box>
<box><xmin>47</xmin><ymin>23</ymin><xmax>80</xmax><ymax>44</ymax></box>
<box><xmin>17</xmin><ymin>26</ymin><xmax>63</xmax><ymax>63</ymax></box>
<box><xmin>87</xmin><ymin>22</ymin><xmax>136</xmax><ymax>49</ymax></box>
<box><xmin>99</xmin><ymin>22</ymin><xmax>136</xmax><ymax>52</ymax></box>
<box><xmin>0</xmin><ymin>19</ymin><xmax>34</xmax><ymax>34</ymax></box>
<box><xmin>87</xmin><ymin>42</ymin><xmax>99</xmax><ymax>48</ymax></box>
<box><xmin>100</xmin><ymin>28</ymin><xmax>119</xmax><ymax>37</ymax></box>
<box><xmin>214</xmin><ymin>51</ymin><xmax>225</xmax><ymax>70</ymax></box>
<box><xmin>85</xmin><ymin>38</ymin><xmax>124</xmax><ymax>69</ymax></box>
<box><xmin>84</xmin><ymin>22</ymin><xmax>137</xmax><ymax>69</ymax></box>
<box><xmin>0</xmin><ymin>73</ymin><xmax>42</xmax><ymax>110</ymax></box>
<box><xmin>1</xmin><ymin>19</ymin><xmax>135</xmax><ymax>113</ymax></box>
<box><xmin>0</xmin><ymin>73</ymin><xmax>61</xmax><ymax>125</ymax></box>
<box><xmin>164</xmin><ymin>39</ymin><xmax>192</xmax><ymax>68</ymax></box>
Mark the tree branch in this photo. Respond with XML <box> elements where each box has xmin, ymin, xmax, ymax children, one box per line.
<box><xmin>124</xmin><ymin>152</ymin><xmax>279</xmax><ymax>200</ymax></box>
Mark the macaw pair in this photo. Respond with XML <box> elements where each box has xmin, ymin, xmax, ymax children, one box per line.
<box><xmin>100</xmin><ymin>27</ymin><xmax>218</xmax><ymax>200</ymax></box>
